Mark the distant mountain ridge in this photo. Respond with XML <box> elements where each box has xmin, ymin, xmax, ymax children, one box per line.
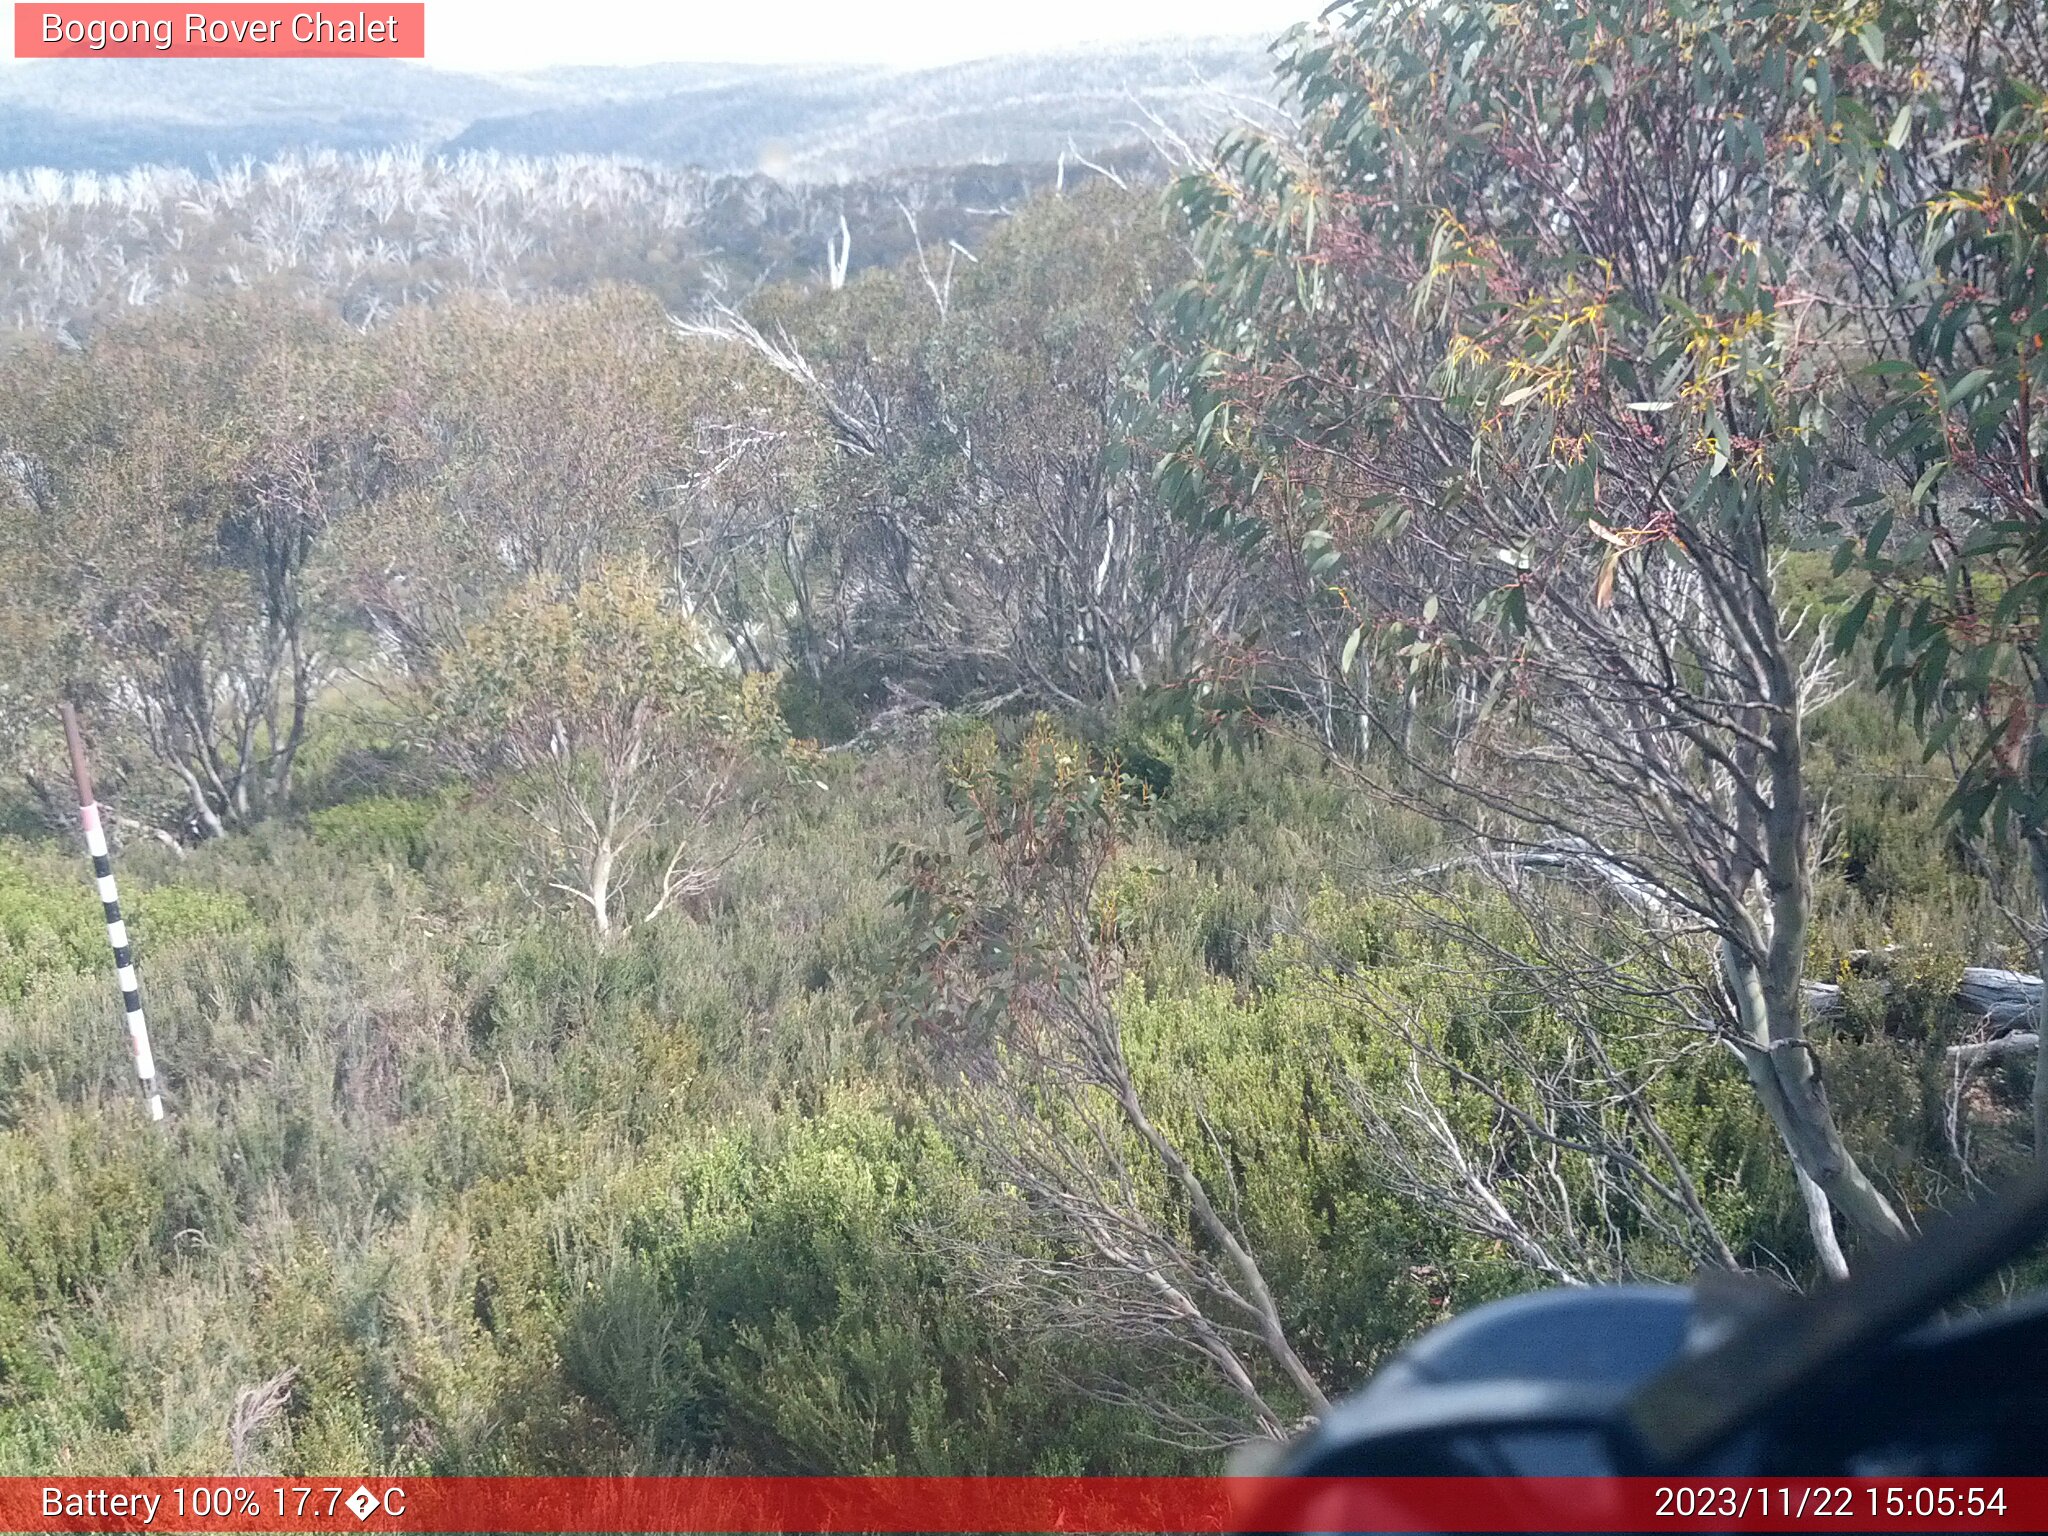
<box><xmin>0</xmin><ymin>40</ymin><xmax>1283</xmax><ymax>178</ymax></box>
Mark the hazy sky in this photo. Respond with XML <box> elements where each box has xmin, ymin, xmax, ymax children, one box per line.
<box><xmin>429</xmin><ymin>0</ymin><xmax>1324</xmax><ymax>72</ymax></box>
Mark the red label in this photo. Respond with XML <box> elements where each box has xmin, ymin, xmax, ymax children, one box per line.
<box><xmin>0</xmin><ymin>1478</ymin><xmax>2044</xmax><ymax>1533</ymax></box>
<box><xmin>14</xmin><ymin>4</ymin><xmax>424</xmax><ymax>57</ymax></box>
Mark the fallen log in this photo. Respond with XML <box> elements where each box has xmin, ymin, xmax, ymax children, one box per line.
<box><xmin>1956</xmin><ymin>967</ymin><xmax>2042</xmax><ymax>1029</ymax></box>
<box><xmin>1807</xmin><ymin>969</ymin><xmax>2045</xmax><ymax>1073</ymax></box>
<box><xmin>1409</xmin><ymin>846</ymin><xmax>2045</xmax><ymax>1049</ymax></box>
<box><xmin>1408</xmin><ymin>838</ymin><xmax>1674</xmax><ymax>919</ymax></box>
<box><xmin>1805</xmin><ymin>966</ymin><xmax>2041</xmax><ymax>1035</ymax></box>
<box><xmin>1947</xmin><ymin>1032</ymin><xmax>2041</xmax><ymax>1069</ymax></box>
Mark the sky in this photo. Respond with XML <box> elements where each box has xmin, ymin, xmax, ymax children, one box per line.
<box><xmin>427</xmin><ymin>0</ymin><xmax>1325</xmax><ymax>72</ymax></box>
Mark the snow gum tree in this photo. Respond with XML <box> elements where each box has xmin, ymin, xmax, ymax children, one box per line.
<box><xmin>432</xmin><ymin>557</ymin><xmax>787</xmax><ymax>937</ymax></box>
<box><xmin>1136</xmin><ymin>0</ymin><xmax>1953</xmax><ymax>1272</ymax></box>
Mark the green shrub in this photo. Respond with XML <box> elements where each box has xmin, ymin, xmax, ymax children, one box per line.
<box><xmin>0</xmin><ymin>694</ymin><xmax>2031</xmax><ymax>1474</ymax></box>
<box><xmin>128</xmin><ymin>885</ymin><xmax>252</xmax><ymax>945</ymax></box>
<box><xmin>308</xmin><ymin>795</ymin><xmax>442</xmax><ymax>872</ymax></box>
<box><xmin>0</xmin><ymin>1114</ymin><xmax>165</xmax><ymax>1411</ymax></box>
<box><xmin>0</xmin><ymin>850</ymin><xmax>102</xmax><ymax>1000</ymax></box>
<box><xmin>0</xmin><ymin>848</ymin><xmax>250</xmax><ymax>1002</ymax></box>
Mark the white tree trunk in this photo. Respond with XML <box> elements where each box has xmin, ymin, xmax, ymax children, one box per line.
<box><xmin>586</xmin><ymin>841</ymin><xmax>615</xmax><ymax>938</ymax></box>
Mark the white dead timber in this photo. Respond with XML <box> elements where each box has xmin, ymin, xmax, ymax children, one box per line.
<box><xmin>1410</xmin><ymin>843</ymin><xmax>2041</xmax><ymax>1066</ymax></box>
<box><xmin>1809</xmin><ymin>968</ymin><xmax>2046</xmax><ymax>1072</ymax></box>
<box><xmin>1804</xmin><ymin>967</ymin><xmax>2042</xmax><ymax>1034</ymax></box>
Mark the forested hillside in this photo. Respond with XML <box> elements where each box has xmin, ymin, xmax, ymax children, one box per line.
<box><xmin>4</xmin><ymin>0</ymin><xmax>2048</xmax><ymax>1476</ymax></box>
<box><xmin>0</xmin><ymin>149</ymin><xmax>1139</xmax><ymax>334</ymax></box>
<box><xmin>0</xmin><ymin>44</ymin><xmax>1271</xmax><ymax>177</ymax></box>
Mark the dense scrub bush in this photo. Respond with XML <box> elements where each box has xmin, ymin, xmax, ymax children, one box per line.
<box><xmin>307</xmin><ymin>796</ymin><xmax>444</xmax><ymax>873</ymax></box>
<box><xmin>0</xmin><ymin>850</ymin><xmax>102</xmax><ymax>1001</ymax></box>
<box><xmin>0</xmin><ymin>678</ymin><xmax>2038</xmax><ymax>1469</ymax></box>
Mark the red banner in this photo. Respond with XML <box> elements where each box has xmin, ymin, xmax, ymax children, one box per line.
<box><xmin>14</xmin><ymin>5</ymin><xmax>424</xmax><ymax>58</ymax></box>
<box><xmin>1</xmin><ymin>1477</ymin><xmax>2043</xmax><ymax>1533</ymax></box>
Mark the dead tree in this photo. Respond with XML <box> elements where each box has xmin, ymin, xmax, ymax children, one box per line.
<box><xmin>890</xmin><ymin>727</ymin><xmax>1326</xmax><ymax>1442</ymax></box>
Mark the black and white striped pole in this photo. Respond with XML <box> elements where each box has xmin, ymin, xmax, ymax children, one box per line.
<box><xmin>60</xmin><ymin>702</ymin><xmax>164</xmax><ymax>1122</ymax></box>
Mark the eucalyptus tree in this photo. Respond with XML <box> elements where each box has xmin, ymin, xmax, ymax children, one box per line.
<box><xmin>430</xmin><ymin>557</ymin><xmax>786</xmax><ymax>938</ymax></box>
<box><xmin>0</xmin><ymin>510</ymin><xmax>69</xmax><ymax>813</ymax></box>
<box><xmin>0</xmin><ymin>292</ymin><xmax>376</xmax><ymax>838</ymax></box>
<box><xmin>352</xmin><ymin>288</ymin><xmax>697</xmax><ymax>669</ymax></box>
<box><xmin>692</xmin><ymin>185</ymin><xmax>1244</xmax><ymax>713</ymax></box>
<box><xmin>1138</xmin><ymin>0</ymin><xmax>1930</xmax><ymax>1272</ymax></box>
<box><xmin>1814</xmin><ymin>2</ymin><xmax>2048</xmax><ymax>1155</ymax></box>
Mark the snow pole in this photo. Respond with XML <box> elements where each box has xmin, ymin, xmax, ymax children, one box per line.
<box><xmin>59</xmin><ymin>702</ymin><xmax>164</xmax><ymax>1122</ymax></box>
